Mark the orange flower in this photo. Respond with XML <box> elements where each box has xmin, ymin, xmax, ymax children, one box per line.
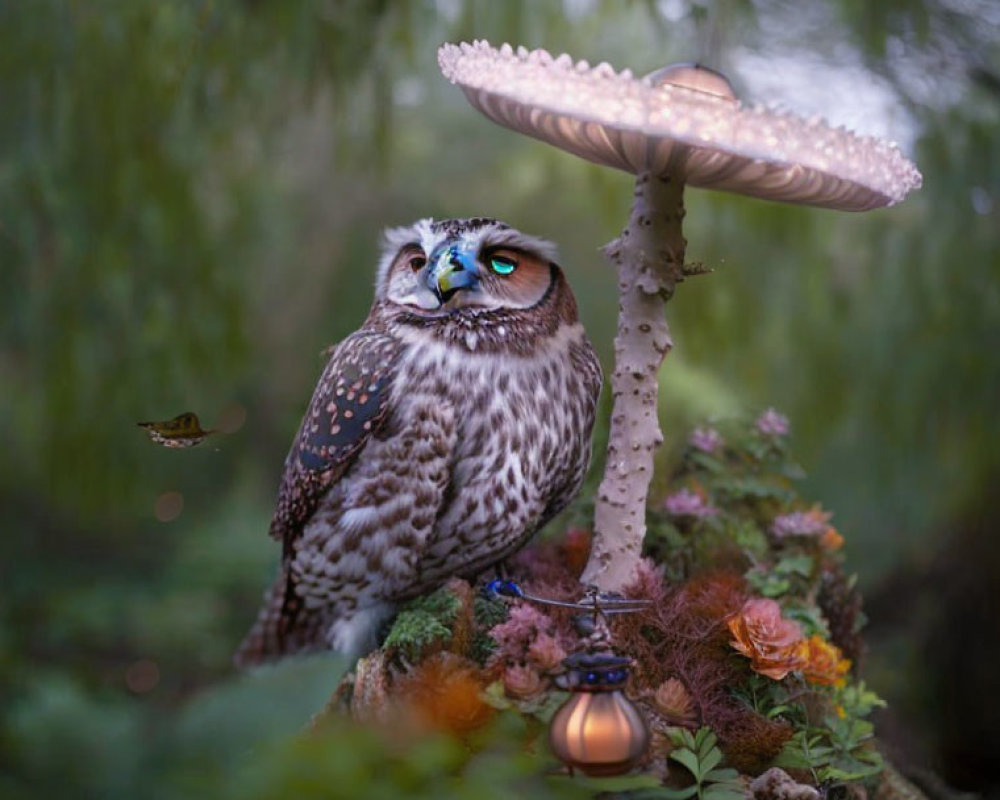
<box><xmin>820</xmin><ymin>527</ymin><xmax>845</xmax><ymax>551</ymax></box>
<box><xmin>727</xmin><ymin>598</ymin><xmax>806</xmax><ymax>680</ymax></box>
<box><xmin>800</xmin><ymin>635</ymin><xmax>851</xmax><ymax>687</ymax></box>
<box><xmin>397</xmin><ymin>653</ymin><xmax>494</xmax><ymax>735</ymax></box>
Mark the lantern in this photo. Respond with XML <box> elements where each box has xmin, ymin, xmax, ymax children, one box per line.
<box><xmin>549</xmin><ymin>651</ymin><xmax>649</xmax><ymax>776</ymax></box>
<box><xmin>483</xmin><ymin>579</ymin><xmax>651</xmax><ymax>775</ymax></box>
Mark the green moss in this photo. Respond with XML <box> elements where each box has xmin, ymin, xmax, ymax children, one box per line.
<box><xmin>381</xmin><ymin>585</ymin><xmax>463</xmax><ymax>662</ymax></box>
<box><xmin>409</xmin><ymin>585</ymin><xmax>463</xmax><ymax>620</ymax></box>
<box><xmin>470</xmin><ymin>595</ymin><xmax>509</xmax><ymax>665</ymax></box>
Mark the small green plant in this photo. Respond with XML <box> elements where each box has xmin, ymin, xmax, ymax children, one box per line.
<box><xmin>773</xmin><ymin>681</ymin><xmax>886</xmax><ymax>784</ymax></box>
<box><xmin>746</xmin><ymin>553</ymin><xmax>814</xmax><ymax>598</ymax></box>
<box><xmin>381</xmin><ymin>585</ymin><xmax>462</xmax><ymax>662</ymax></box>
<box><xmin>470</xmin><ymin>593</ymin><xmax>508</xmax><ymax>664</ymax></box>
<box><xmin>663</xmin><ymin>728</ymin><xmax>746</xmax><ymax>800</ymax></box>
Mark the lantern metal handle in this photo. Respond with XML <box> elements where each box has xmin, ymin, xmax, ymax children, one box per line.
<box><xmin>483</xmin><ymin>579</ymin><xmax>650</xmax><ymax>620</ymax></box>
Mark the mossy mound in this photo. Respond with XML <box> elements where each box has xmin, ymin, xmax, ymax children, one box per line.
<box><xmin>326</xmin><ymin>414</ymin><xmax>910</xmax><ymax>799</ymax></box>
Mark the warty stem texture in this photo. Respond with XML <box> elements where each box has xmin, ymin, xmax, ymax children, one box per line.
<box><xmin>581</xmin><ymin>172</ymin><xmax>687</xmax><ymax>592</ymax></box>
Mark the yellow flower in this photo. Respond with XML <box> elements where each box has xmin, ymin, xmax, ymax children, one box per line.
<box><xmin>800</xmin><ymin>635</ymin><xmax>851</xmax><ymax>687</ymax></box>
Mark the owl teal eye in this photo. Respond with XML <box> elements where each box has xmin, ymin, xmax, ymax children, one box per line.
<box><xmin>490</xmin><ymin>256</ymin><xmax>517</xmax><ymax>276</ymax></box>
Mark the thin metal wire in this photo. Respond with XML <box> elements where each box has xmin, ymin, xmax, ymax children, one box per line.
<box><xmin>484</xmin><ymin>579</ymin><xmax>650</xmax><ymax>618</ymax></box>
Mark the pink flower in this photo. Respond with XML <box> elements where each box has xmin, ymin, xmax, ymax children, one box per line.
<box><xmin>772</xmin><ymin>506</ymin><xmax>831</xmax><ymax>538</ymax></box>
<box><xmin>503</xmin><ymin>664</ymin><xmax>547</xmax><ymax>700</ymax></box>
<box><xmin>664</xmin><ymin>488</ymin><xmax>718</xmax><ymax>519</ymax></box>
<box><xmin>526</xmin><ymin>632</ymin><xmax>567</xmax><ymax>672</ymax></box>
<box><xmin>727</xmin><ymin>598</ymin><xmax>806</xmax><ymax>680</ymax></box>
<box><xmin>489</xmin><ymin>603</ymin><xmax>568</xmax><ymax>668</ymax></box>
<box><xmin>689</xmin><ymin>426</ymin><xmax>724</xmax><ymax>454</ymax></box>
<box><xmin>755</xmin><ymin>408</ymin><xmax>790</xmax><ymax>437</ymax></box>
<box><xmin>490</xmin><ymin>603</ymin><xmax>549</xmax><ymax>651</ymax></box>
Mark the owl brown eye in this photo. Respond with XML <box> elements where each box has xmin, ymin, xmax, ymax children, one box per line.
<box><xmin>409</xmin><ymin>256</ymin><xmax>427</xmax><ymax>272</ymax></box>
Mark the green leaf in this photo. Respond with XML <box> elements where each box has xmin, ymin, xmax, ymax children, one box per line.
<box><xmin>703</xmin><ymin>787</ymin><xmax>749</xmax><ymax>800</ymax></box>
<box><xmin>516</xmin><ymin>689</ymin><xmax>568</xmax><ymax>723</ymax></box>
<box><xmin>778</xmin><ymin>461</ymin><xmax>808</xmax><ymax>481</ymax></box>
<box><xmin>480</xmin><ymin>681</ymin><xmax>511</xmax><ymax>710</ymax></box>
<box><xmin>571</xmin><ymin>772</ymin><xmax>666</xmax><ymax>792</ymax></box>
<box><xmin>669</xmin><ymin>748</ymin><xmax>703</xmax><ymax>781</ymax></box>
<box><xmin>775</xmin><ymin>554</ymin><xmax>814</xmax><ymax>577</ymax></box>
<box><xmin>704</xmin><ymin>768</ymin><xmax>740</xmax><ymax>782</ymax></box>
<box><xmin>773</xmin><ymin>732</ymin><xmax>835</xmax><ymax>770</ymax></box>
<box><xmin>759</xmin><ymin>578</ymin><xmax>792</xmax><ymax>597</ymax></box>
<box><xmin>854</xmin><ymin>748</ymin><xmax>885</xmax><ymax>765</ymax></box>
<box><xmin>697</xmin><ymin>729</ymin><xmax>718</xmax><ymax>757</ymax></box>
<box><xmin>783</xmin><ymin>604</ymin><xmax>830</xmax><ymax>637</ymax></box>
<box><xmin>668</xmin><ymin>727</ymin><xmax>697</xmax><ymax>750</ymax></box>
<box><xmin>699</xmin><ymin>746</ymin><xmax>722</xmax><ymax>775</ymax></box>
<box><xmin>837</xmin><ymin>681</ymin><xmax>887</xmax><ymax>717</ymax></box>
<box><xmin>690</xmin><ymin>450</ymin><xmax>727</xmax><ymax>474</ymax></box>
<box><xmin>662</xmin><ymin>786</ymin><xmax>700</xmax><ymax>800</ymax></box>
<box><xmin>819</xmin><ymin>760</ymin><xmax>884</xmax><ymax>782</ymax></box>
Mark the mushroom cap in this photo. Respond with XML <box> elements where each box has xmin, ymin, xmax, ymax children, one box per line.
<box><xmin>438</xmin><ymin>41</ymin><xmax>922</xmax><ymax>211</ymax></box>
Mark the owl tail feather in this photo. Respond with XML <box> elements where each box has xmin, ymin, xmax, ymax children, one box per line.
<box><xmin>233</xmin><ymin>570</ymin><xmax>329</xmax><ymax>669</ymax></box>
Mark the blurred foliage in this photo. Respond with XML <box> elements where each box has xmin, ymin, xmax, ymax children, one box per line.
<box><xmin>1</xmin><ymin>0</ymin><xmax>998</xmax><ymax>797</ymax></box>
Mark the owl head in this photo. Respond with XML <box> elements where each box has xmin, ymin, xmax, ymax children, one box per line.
<box><xmin>375</xmin><ymin>218</ymin><xmax>561</xmax><ymax>314</ymax></box>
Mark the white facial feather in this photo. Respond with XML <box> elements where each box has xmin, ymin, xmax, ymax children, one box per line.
<box><xmin>375</xmin><ymin>218</ymin><xmax>435</xmax><ymax>296</ymax></box>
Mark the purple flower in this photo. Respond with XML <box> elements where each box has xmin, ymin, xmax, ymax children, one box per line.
<box><xmin>772</xmin><ymin>507</ymin><xmax>831</xmax><ymax>538</ymax></box>
<box><xmin>755</xmin><ymin>408</ymin><xmax>790</xmax><ymax>437</ymax></box>
<box><xmin>689</xmin><ymin>426</ymin><xmax>724</xmax><ymax>454</ymax></box>
<box><xmin>663</xmin><ymin>488</ymin><xmax>718</xmax><ymax>519</ymax></box>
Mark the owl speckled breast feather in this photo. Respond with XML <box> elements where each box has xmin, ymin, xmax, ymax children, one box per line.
<box><xmin>235</xmin><ymin>218</ymin><xmax>602</xmax><ymax>667</ymax></box>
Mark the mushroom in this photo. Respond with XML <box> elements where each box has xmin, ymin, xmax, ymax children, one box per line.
<box><xmin>438</xmin><ymin>41</ymin><xmax>922</xmax><ymax>592</ymax></box>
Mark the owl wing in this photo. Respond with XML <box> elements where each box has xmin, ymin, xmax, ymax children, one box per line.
<box><xmin>268</xmin><ymin>329</ymin><xmax>403</xmax><ymax>558</ymax></box>
<box><xmin>538</xmin><ymin>337</ymin><xmax>604</xmax><ymax>526</ymax></box>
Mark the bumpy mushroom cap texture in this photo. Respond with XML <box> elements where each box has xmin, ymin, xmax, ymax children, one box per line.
<box><xmin>439</xmin><ymin>41</ymin><xmax>922</xmax><ymax>211</ymax></box>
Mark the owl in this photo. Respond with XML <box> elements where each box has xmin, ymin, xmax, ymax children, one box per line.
<box><xmin>235</xmin><ymin>218</ymin><xmax>602</xmax><ymax>667</ymax></box>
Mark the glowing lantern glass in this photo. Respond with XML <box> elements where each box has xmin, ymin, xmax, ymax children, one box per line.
<box><xmin>549</xmin><ymin>651</ymin><xmax>649</xmax><ymax>776</ymax></box>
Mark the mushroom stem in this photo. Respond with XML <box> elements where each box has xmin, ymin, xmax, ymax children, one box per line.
<box><xmin>582</xmin><ymin>172</ymin><xmax>687</xmax><ymax>592</ymax></box>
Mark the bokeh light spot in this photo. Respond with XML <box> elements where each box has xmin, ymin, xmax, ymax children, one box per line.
<box><xmin>154</xmin><ymin>491</ymin><xmax>184</xmax><ymax>522</ymax></box>
<box><xmin>217</xmin><ymin>403</ymin><xmax>248</xmax><ymax>434</ymax></box>
<box><xmin>971</xmin><ymin>186</ymin><xmax>993</xmax><ymax>216</ymax></box>
<box><xmin>125</xmin><ymin>659</ymin><xmax>160</xmax><ymax>694</ymax></box>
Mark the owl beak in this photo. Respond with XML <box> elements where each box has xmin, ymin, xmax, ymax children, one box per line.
<box><xmin>427</xmin><ymin>245</ymin><xmax>479</xmax><ymax>304</ymax></box>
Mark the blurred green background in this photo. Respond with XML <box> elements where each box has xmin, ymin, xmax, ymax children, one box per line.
<box><xmin>2</xmin><ymin>0</ymin><xmax>998</xmax><ymax>797</ymax></box>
